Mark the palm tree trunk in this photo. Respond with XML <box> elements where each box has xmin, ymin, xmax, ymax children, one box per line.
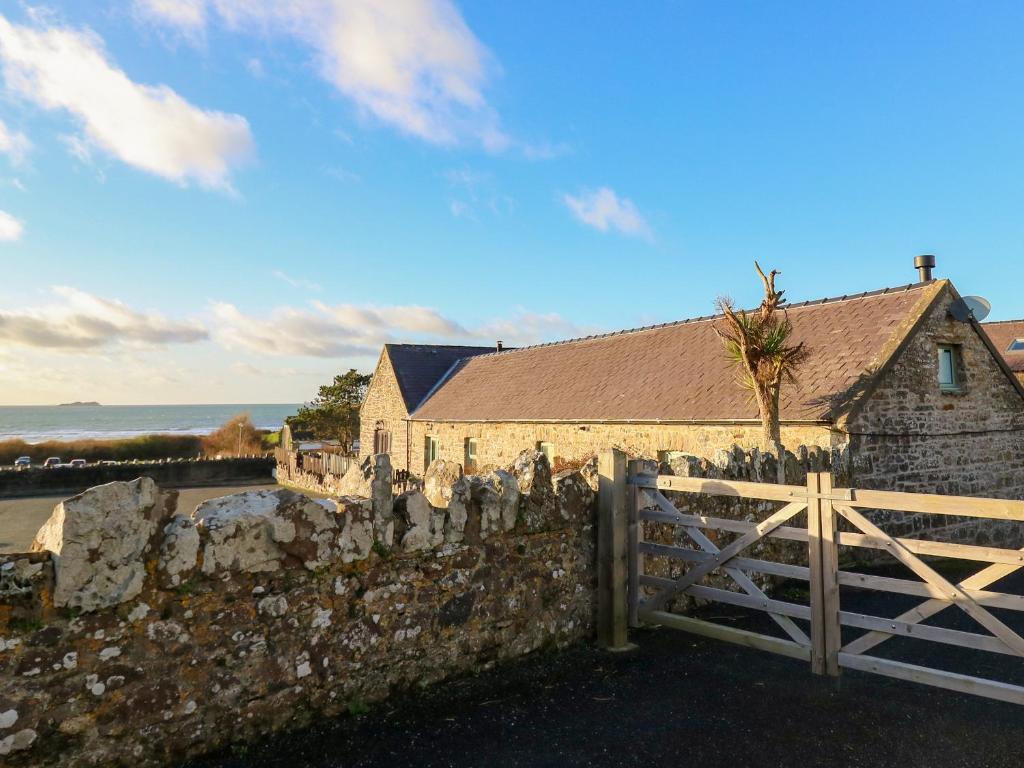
<box><xmin>755</xmin><ymin>385</ymin><xmax>786</xmax><ymax>483</ymax></box>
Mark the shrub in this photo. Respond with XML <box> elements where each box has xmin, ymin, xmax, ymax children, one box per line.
<box><xmin>200</xmin><ymin>413</ymin><xmax>264</xmax><ymax>458</ymax></box>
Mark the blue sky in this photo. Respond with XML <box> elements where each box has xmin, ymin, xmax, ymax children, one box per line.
<box><xmin>1</xmin><ymin>1</ymin><xmax>1023</xmax><ymax>405</ymax></box>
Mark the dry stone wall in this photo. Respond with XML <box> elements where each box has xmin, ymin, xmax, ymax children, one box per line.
<box><xmin>0</xmin><ymin>453</ymin><xmax>596</xmax><ymax>767</ymax></box>
<box><xmin>0</xmin><ymin>458</ymin><xmax>274</xmax><ymax>500</ymax></box>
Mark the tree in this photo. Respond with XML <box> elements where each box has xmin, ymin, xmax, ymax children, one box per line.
<box><xmin>201</xmin><ymin>413</ymin><xmax>263</xmax><ymax>457</ymax></box>
<box><xmin>715</xmin><ymin>263</ymin><xmax>809</xmax><ymax>465</ymax></box>
<box><xmin>287</xmin><ymin>369</ymin><xmax>371</xmax><ymax>449</ymax></box>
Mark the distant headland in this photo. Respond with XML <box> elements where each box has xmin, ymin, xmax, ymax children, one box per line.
<box><xmin>58</xmin><ymin>401</ymin><xmax>102</xmax><ymax>407</ymax></box>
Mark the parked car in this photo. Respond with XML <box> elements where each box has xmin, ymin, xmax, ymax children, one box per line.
<box><xmin>42</xmin><ymin>457</ymin><xmax>62</xmax><ymax>469</ymax></box>
<box><xmin>69</xmin><ymin>459</ymin><xmax>87</xmax><ymax>468</ymax></box>
<box><xmin>14</xmin><ymin>456</ymin><xmax>31</xmax><ymax>471</ymax></box>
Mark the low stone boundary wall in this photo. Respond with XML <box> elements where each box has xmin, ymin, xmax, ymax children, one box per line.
<box><xmin>0</xmin><ymin>457</ymin><xmax>275</xmax><ymax>499</ymax></box>
<box><xmin>0</xmin><ymin>452</ymin><xmax>597</xmax><ymax>766</ymax></box>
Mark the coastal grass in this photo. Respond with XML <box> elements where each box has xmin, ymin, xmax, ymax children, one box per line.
<box><xmin>0</xmin><ymin>412</ymin><xmax>283</xmax><ymax>465</ymax></box>
<box><xmin>0</xmin><ymin>434</ymin><xmax>205</xmax><ymax>465</ymax></box>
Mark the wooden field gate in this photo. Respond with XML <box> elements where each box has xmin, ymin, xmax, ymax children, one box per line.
<box><xmin>595</xmin><ymin>448</ymin><xmax>1024</xmax><ymax>705</ymax></box>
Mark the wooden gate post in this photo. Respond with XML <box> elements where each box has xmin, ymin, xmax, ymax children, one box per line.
<box><xmin>807</xmin><ymin>472</ymin><xmax>826</xmax><ymax>675</ymax></box>
<box><xmin>626</xmin><ymin>458</ymin><xmax>655</xmax><ymax>628</ymax></box>
<box><xmin>808</xmin><ymin>471</ymin><xmax>842</xmax><ymax>677</ymax></box>
<box><xmin>598</xmin><ymin>448</ymin><xmax>630</xmax><ymax>649</ymax></box>
<box><xmin>819</xmin><ymin>472</ymin><xmax>842</xmax><ymax>677</ymax></box>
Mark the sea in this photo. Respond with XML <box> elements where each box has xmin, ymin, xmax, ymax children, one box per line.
<box><xmin>0</xmin><ymin>404</ymin><xmax>302</xmax><ymax>444</ymax></box>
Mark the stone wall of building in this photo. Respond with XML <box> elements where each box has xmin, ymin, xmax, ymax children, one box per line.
<box><xmin>404</xmin><ymin>420</ymin><xmax>838</xmax><ymax>477</ymax></box>
<box><xmin>357</xmin><ymin>351</ymin><xmax>411</xmax><ymax>472</ymax></box>
<box><xmin>843</xmin><ymin>291</ymin><xmax>1024</xmax><ymax>546</ymax></box>
<box><xmin>0</xmin><ymin>455</ymin><xmax>596</xmax><ymax>767</ymax></box>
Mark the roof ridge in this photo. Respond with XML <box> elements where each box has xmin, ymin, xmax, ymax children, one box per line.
<box><xmin>464</xmin><ymin>281</ymin><xmax>933</xmax><ymax>360</ymax></box>
<box><xmin>386</xmin><ymin>343</ymin><xmax>497</xmax><ymax>350</ymax></box>
<box><xmin>981</xmin><ymin>319</ymin><xmax>1024</xmax><ymax>327</ymax></box>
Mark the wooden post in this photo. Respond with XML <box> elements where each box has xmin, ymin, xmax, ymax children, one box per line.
<box><xmin>808</xmin><ymin>471</ymin><xmax>842</xmax><ymax>677</ymax></box>
<box><xmin>598</xmin><ymin>448</ymin><xmax>630</xmax><ymax>649</ymax></box>
<box><xmin>626</xmin><ymin>458</ymin><xmax>649</xmax><ymax>628</ymax></box>
<box><xmin>806</xmin><ymin>472</ymin><xmax>826</xmax><ymax>675</ymax></box>
<box><xmin>820</xmin><ymin>472</ymin><xmax>842</xmax><ymax>677</ymax></box>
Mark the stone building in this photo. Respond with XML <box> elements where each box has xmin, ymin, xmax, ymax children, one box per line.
<box><xmin>359</xmin><ymin>344</ymin><xmax>493</xmax><ymax>474</ymax></box>
<box><xmin>360</xmin><ymin>278</ymin><xmax>1024</xmax><ymax>497</ymax></box>
<box><xmin>982</xmin><ymin>319</ymin><xmax>1024</xmax><ymax>384</ymax></box>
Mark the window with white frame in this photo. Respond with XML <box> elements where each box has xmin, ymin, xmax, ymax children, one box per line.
<box><xmin>464</xmin><ymin>437</ymin><xmax>478</xmax><ymax>468</ymax></box>
<box><xmin>937</xmin><ymin>344</ymin><xmax>960</xmax><ymax>390</ymax></box>
<box><xmin>1009</xmin><ymin>339</ymin><xmax>1024</xmax><ymax>352</ymax></box>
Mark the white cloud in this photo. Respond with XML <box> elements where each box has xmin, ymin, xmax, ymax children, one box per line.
<box><xmin>134</xmin><ymin>0</ymin><xmax>208</xmax><ymax>31</ymax></box>
<box><xmin>0</xmin><ymin>209</ymin><xmax>23</xmax><ymax>241</ymax></box>
<box><xmin>135</xmin><ymin>0</ymin><xmax>505</xmax><ymax>149</ymax></box>
<box><xmin>0</xmin><ymin>119</ymin><xmax>31</xmax><ymax>165</ymax></box>
<box><xmin>0</xmin><ymin>14</ymin><xmax>254</xmax><ymax>191</ymax></box>
<box><xmin>0</xmin><ymin>286</ymin><xmax>208</xmax><ymax>350</ymax></box>
<box><xmin>210</xmin><ymin>298</ymin><xmax>597</xmax><ymax>358</ymax></box>
<box><xmin>563</xmin><ymin>186</ymin><xmax>652</xmax><ymax>240</ymax></box>
<box><xmin>272</xmin><ymin>270</ymin><xmax>322</xmax><ymax>292</ymax></box>
<box><xmin>474</xmin><ymin>309</ymin><xmax>599</xmax><ymax>346</ymax></box>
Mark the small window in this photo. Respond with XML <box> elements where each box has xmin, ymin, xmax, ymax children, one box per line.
<box><xmin>937</xmin><ymin>344</ymin><xmax>960</xmax><ymax>390</ymax></box>
<box><xmin>537</xmin><ymin>441</ymin><xmax>555</xmax><ymax>465</ymax></box>
<box><xmin>1009</xmin><ymin>339</ymin><xmax>1024</xmax><ymax>352</ymax></box>
<box><xmin>424</xmin><ymin>436</ymin><xmax>439</xmax><ymax>468</ymax></box>
<box><xmin>464</xmin><ymin>438</ymin><xmax>477</xmax><ymax>467</ymax></box>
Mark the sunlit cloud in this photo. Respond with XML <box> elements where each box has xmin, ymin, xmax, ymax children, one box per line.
<box><xmin>563</xmin><ymin>186</ymin><xmax>653</xmax><ymax>240</ymax></box>
<box><xmin>0</xmin><ymin>13</ymin><xmax>254</xmax><ymax>191</ymax></box>
<box><xmin>135</xmin><ymin>0</ymin><xmax>506</xmax><ymax>149</ymax></box>
<box><xmin>210</xmin><ymin>299</ymin><xmax>597</xmax><ymax>358</ymax></box>
<box><xmin>0</xmin><ymin>286</ymin><xmax>208</xmax><ymax>350</ymax></box>
<box><xmin>272</xmin><ymin>270</ymin><xmax>322</xmax><ymax>292</ymax></box>
<box><xmin>0</xmin><ymin>209</ymin><xmax>23</xmax><ymax>241</ymax></box>
<box><xmin>0</xmin><ymin>119</ymin><xmax>31</xmax><ymax>166</ymax></box>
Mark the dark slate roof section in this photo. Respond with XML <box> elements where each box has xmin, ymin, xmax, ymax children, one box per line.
<box><xmin>411</xmin><ymin>282</ymin><xmax>940</xmax><ymax>424</ymax></box>
<box><xmin>385</xmin><ymin>344</ymin><xmax>497</xmax><ymax>412</ymax></box>
<box><xmin>981</xmin><ymin>320</ymin><xmax>1024</xmax><ymax>373</ymax></box>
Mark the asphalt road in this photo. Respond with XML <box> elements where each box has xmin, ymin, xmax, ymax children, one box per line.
<box><xmin>0</xmin><ymin>483</ymin><xmax>284</xmax><ymax>553</ymax></box>
<box><xmin>184</xmin><ymin>568</ymin><xmax>1024</xmax><ymax>768</ymax></box>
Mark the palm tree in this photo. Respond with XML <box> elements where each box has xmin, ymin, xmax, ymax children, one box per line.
<box><xmin>715</xmin><ymin>263</ymin><xmax>809</xmax><ymax>467</ymax></box>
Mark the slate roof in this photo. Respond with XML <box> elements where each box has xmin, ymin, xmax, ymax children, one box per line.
<box><xmin>410</xmin><ymin>282</ymin><xmax>943</xmax><ymax>424</ymax></box>
<box><xmin>385</xmin><ymin>344</ymin><xmax>496</xmax><ymax>412</ymax></box>
<box><xmin>981</xmin><ymin>321</ymin><xmax>1024</xmax><ymax>373</ymax></box>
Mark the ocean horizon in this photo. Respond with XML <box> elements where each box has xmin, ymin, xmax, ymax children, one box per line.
<box><xmin>0</xmin><ymin>404</ymin><xmax>302</xmax><ymax>444</ymax></box>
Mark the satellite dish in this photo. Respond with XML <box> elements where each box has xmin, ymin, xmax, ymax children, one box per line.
<box><xmin>963</xmin><ymin>296</ymin><xmax>992</xmax><ymax>322</ymax></box>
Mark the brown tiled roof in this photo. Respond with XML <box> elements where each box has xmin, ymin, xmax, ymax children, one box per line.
<box><xmin>981</xmin><ymin>321</ymin><xmax>1024</xmax><ymax>373</ymax></box>
<box><xmin>386</xmin><ymin>344</ymin><xmax>496</xmax><ymax>412</ymax></box>
<box><xmin>411</xmin><ymin>282</ymin><xmax>941</xmax><ymax>423</ymax></box>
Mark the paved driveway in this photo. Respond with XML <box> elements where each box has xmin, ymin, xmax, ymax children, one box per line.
<box><xmin>183</xmin><ymin>614</ymin><xmax>1024</xmax><ymax>768</ymax></box>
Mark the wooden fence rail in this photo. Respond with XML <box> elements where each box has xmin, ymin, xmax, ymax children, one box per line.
<box><xmin>596</xmin><ymin>447</ymin><xmax>1024</xmax><ymax>705</ymax></box>
<box><xmin>275</xmin><ymin>448</ymin><xmax>354</xmax><ymax>480</ymax></box>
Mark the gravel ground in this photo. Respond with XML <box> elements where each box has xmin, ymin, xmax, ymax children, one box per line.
<box><xmin>184</xmin><ymin>566</ymin><xmax>1024</xmax><ymax>768</ymax></box>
